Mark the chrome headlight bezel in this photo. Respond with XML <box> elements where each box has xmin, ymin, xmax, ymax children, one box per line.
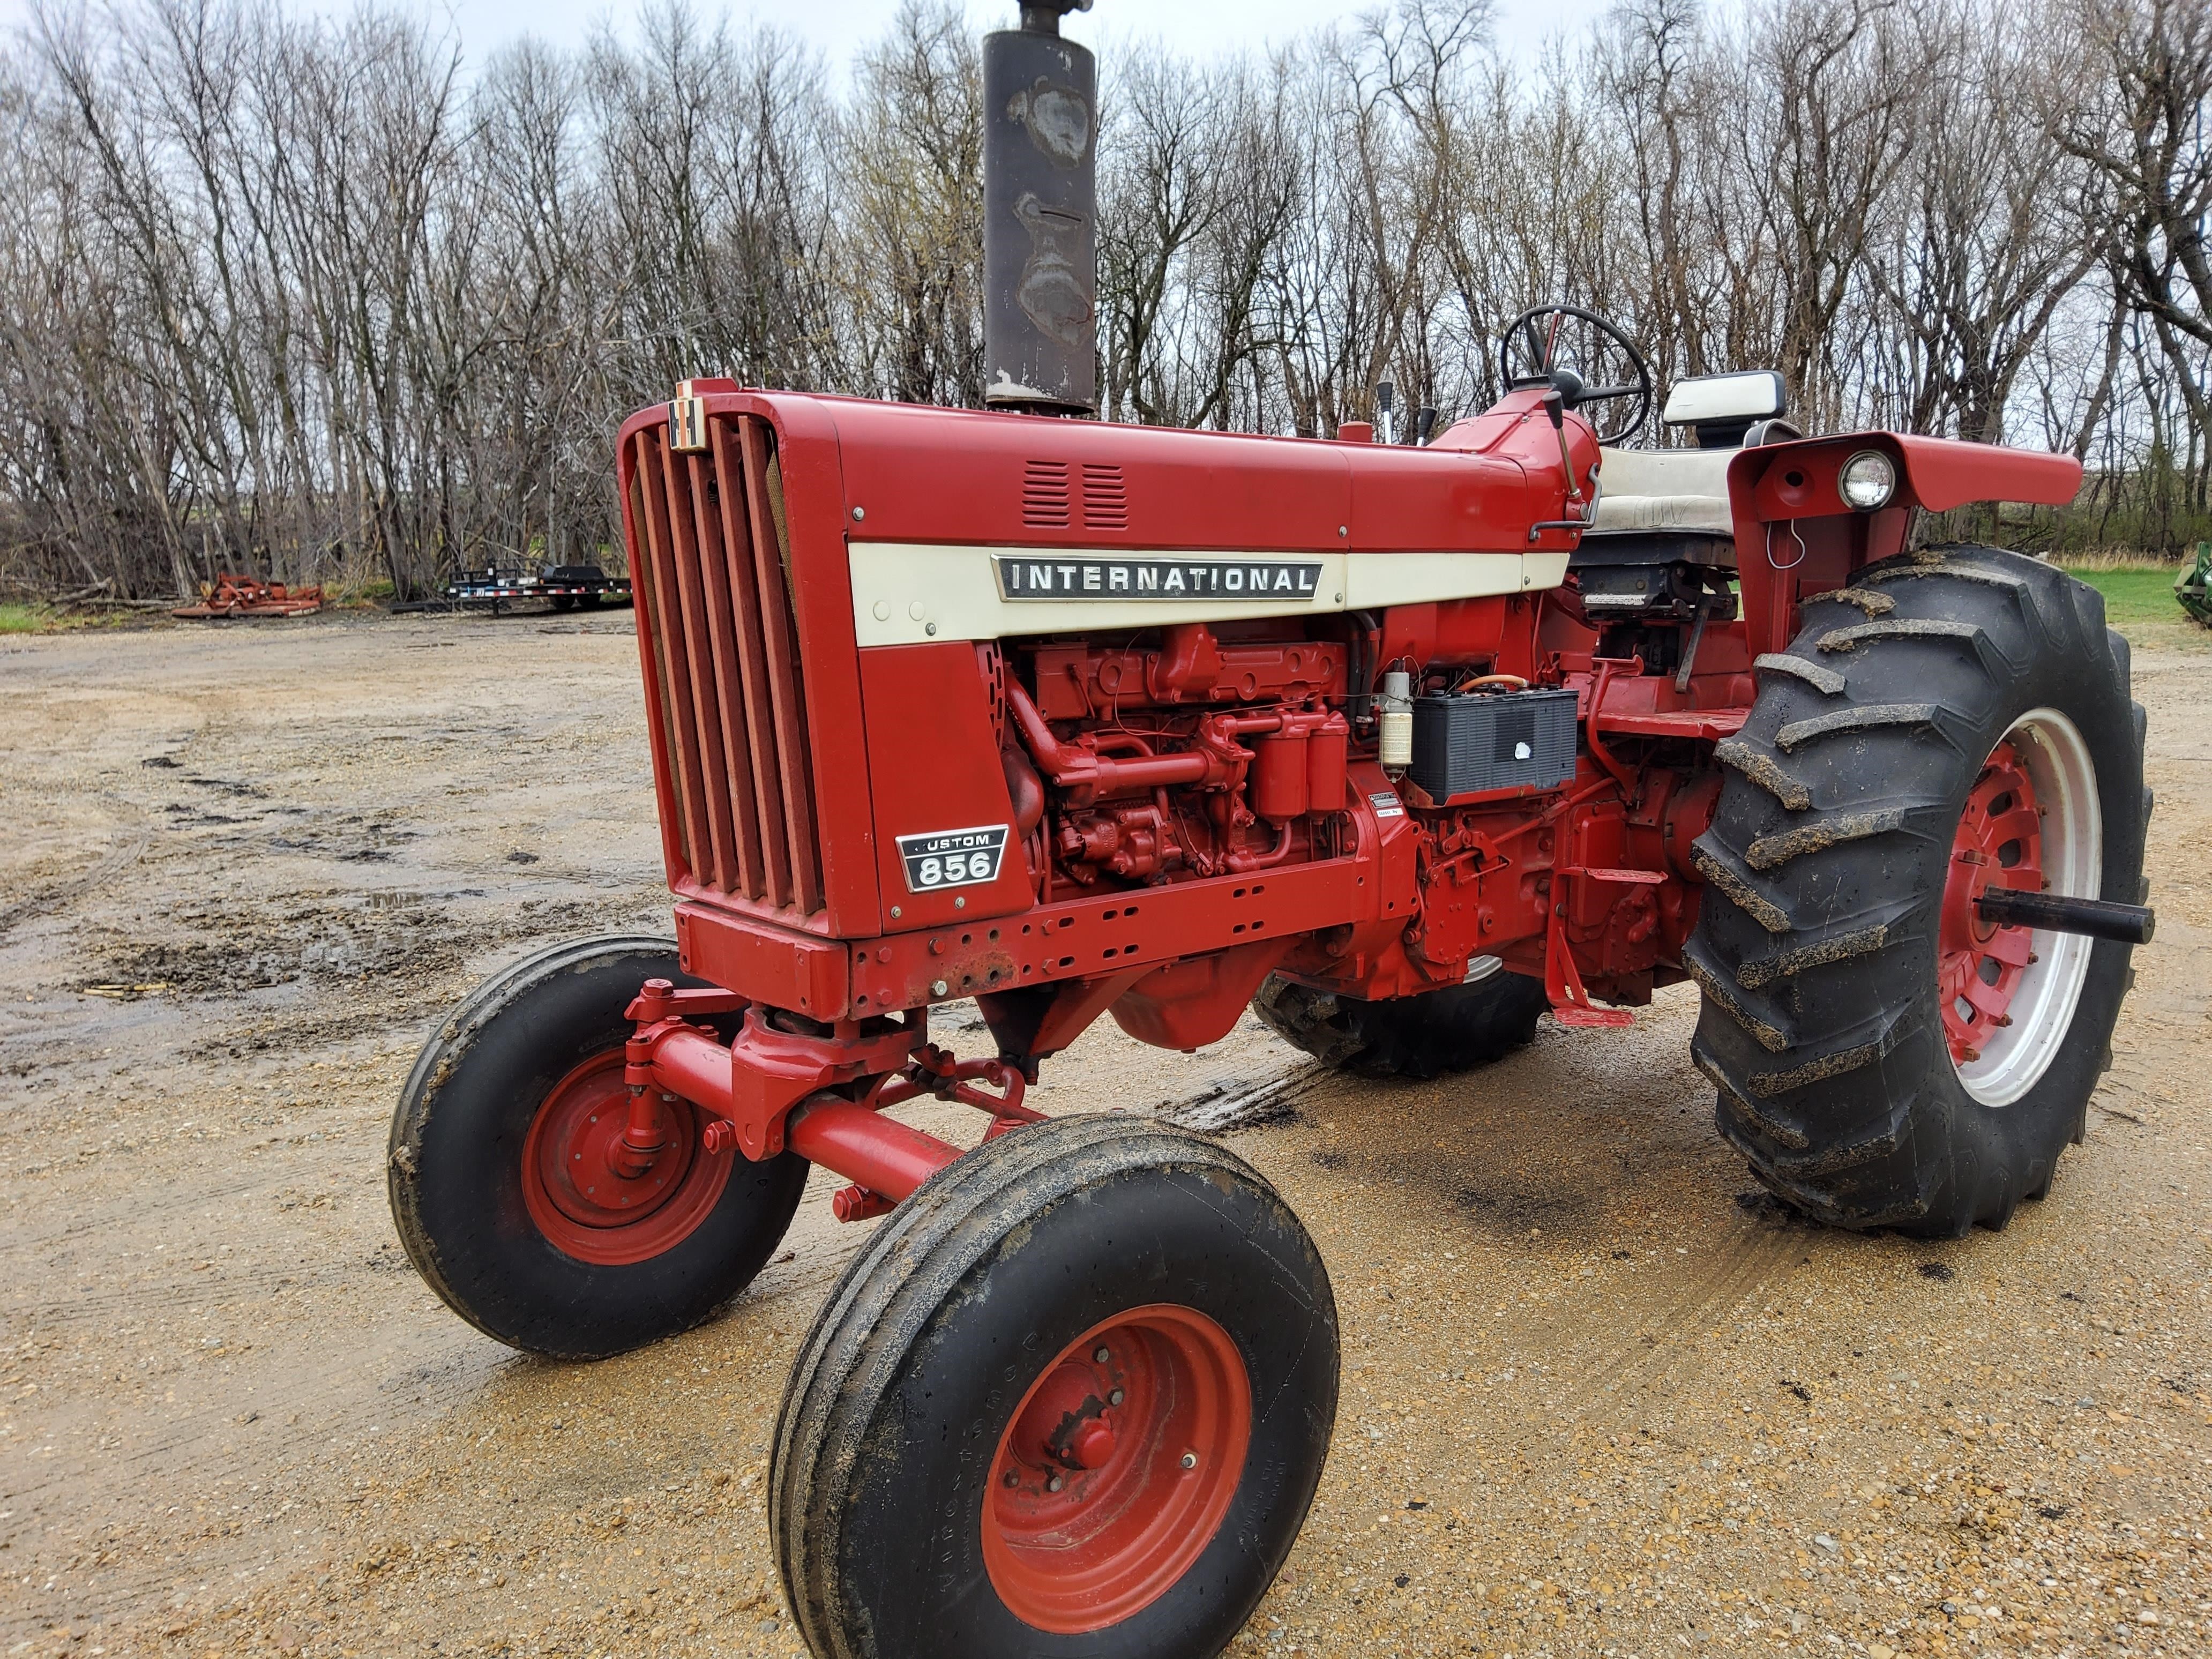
<box><xmin>1839</xmin><ymin>449</ymin><xmax>1898</xmax><ymax>511</ymax></box>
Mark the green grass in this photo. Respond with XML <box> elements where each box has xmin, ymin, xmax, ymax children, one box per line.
<box><xmin>0</xmin><ymin>602</ymin><xmax>63</xmax><ymax>633</ymax></box>
<box><xmin>0</xmin><ymin>600</ymin><xmax>151</xmax><ymax>633</ymax></box>
<box><xmin>2055</xmin><ymin>559</ymin><xmax>2210</xmax><ymax>653</ymax></box>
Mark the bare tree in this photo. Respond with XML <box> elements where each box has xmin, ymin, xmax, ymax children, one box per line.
<box><xmin>2051</xmin><ymin>0</ymin><xmax>2212</xmax><ymax>508</ymax></box>
<box><xmin>0</xmin><ymin>0</ymin><xmax>2204</xmax><ymax>597</ymax></box>
<box><xmin>840</xmin><ymin>1</ymin><xmax>984</xmax><ymax>406</ymax></box>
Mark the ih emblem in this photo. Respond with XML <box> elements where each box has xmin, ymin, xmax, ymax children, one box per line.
<box><xmin>897</xmin><ymin>824</ymin><xmax>1011</xmax><ymax>892</ymax></box>
<box><xmin>668</xmin><ymin>392</ymin><xmax>708</xmax><ymax>452</ymax></box>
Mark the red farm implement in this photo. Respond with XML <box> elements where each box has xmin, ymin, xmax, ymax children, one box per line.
<box><xmin>171</xmin><ymin>573</ymin><xmax>323</xmax><ymax>619</ymax></box>
<box><xmin>386</xmin><ymin>11</ymin><xmax>2151</xmax><ymax>1656</ymax></box>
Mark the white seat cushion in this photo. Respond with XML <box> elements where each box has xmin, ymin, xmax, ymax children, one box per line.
<box><xmin>1588</xmin><ymin>445</ymin><xmax>1734</xmax><ymax>535</ymax></box>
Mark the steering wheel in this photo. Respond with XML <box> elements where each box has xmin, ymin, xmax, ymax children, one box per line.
<box><xmin>1497</xmin><ymin>303</ymin><xmax>1654</xmax><ymax>444</ymax></box>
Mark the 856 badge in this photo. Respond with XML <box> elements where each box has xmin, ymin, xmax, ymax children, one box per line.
<box><xmin>896</xmin><ymin>824</ymin><xmax>1010</xmax><ymax>893</ymax></box>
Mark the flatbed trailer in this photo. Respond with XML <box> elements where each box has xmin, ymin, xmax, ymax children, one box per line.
<box><xmin>438</xmin><ymin>564</ymin><xmax>633</xmax><ymax>612</ymax></box>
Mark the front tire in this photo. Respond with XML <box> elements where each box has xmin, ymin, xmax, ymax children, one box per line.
<box><xmin>772</xmin><ymin>1114</ymin><xmax>1337</xmax><ymax>1659</ymax></box>
<box><xmin>387</xmin><ymin>935</ymin><xmax>809</xmax><ymax>1358</ymax></box>
<box><xmin>1687</xmin><ymin>547</ymin><xmax>2148</xmax><ymax>1236</ymax></box>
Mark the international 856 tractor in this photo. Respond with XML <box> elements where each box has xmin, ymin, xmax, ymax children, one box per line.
<box><xmin>385</xmin><ymin>10</ymin><xmax>2153</xmax><ymax>1655</ymax></box>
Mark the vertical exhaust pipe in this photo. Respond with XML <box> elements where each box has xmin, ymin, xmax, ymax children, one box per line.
<box><xmin>983</xmin><ymin>1</ymin><xmax>1098</xmax><ymax>414</ymax></box>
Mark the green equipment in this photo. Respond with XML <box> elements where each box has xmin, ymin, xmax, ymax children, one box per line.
<box><xmin>2178</xmin><ymin>541</ymin><xmax>2212</xmax><ymax>626</ymax></box>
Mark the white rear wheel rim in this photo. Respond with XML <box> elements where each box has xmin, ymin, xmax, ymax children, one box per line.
<box><xmin>1953</xmin><ymin>708</ymin><xmax>2101</xmax><ymax>1107</ymax></box>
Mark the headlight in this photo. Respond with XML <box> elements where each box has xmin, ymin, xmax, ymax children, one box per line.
<box><xmin>1839</xmin><ymin>450</ymin><xmax>1897</xmax><ymax>511</ymax></box>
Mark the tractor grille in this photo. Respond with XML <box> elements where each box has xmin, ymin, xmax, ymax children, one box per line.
<box><xmin>625</xmin><ymin>413</ymin><xmax>824</xmax><ymax>915</ymax></box>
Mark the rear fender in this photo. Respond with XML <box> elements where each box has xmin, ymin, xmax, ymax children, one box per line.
<box><xmin>1727</xmin><ymin>432</ymin><xmax>2082</xmax><ymax>658</ymax></box>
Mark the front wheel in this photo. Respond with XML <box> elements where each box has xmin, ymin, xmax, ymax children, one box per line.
<box><xmin>387</xmin><ymin>935</ymin><xmax>808</xmax><ymax>1358</ymax></box>
<box><xmin>1686</xmin><ymin>547</ymin><xmax>2148</xmax><ymax>1236</ymax></box>
<box><xmin>772</xmin><ymin>1114</ymin><xmax>1337</xmax><ymax>1659</ymax></box>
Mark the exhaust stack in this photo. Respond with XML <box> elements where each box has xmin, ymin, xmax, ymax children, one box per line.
<box><xmin>982</xmin><ymin>1</ymin><xmax>1097</xmax><ymax>414</ymax></box>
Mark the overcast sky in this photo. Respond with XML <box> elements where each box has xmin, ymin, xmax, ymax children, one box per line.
<box><xmin>2</xmin><ymin>0</ymin><xmax>1618</xmax><ymax>74</ymax></box>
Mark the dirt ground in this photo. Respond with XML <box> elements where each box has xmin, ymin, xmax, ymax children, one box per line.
<box><xmin>3</xmin><ymin>609</ymin><xmax>2208</xmax><ymax>1659</ymax></box>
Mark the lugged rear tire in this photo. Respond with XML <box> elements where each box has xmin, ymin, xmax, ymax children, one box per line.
<box><xmin>1687</xmin><ymin>546</ymin><xmax>2149</xmax><ymax>1236</ymax></box>
<box><xmin>1252</xmin><ymin>967</ymin><xmax>1549</xmax><ymax>1079</ymax></box>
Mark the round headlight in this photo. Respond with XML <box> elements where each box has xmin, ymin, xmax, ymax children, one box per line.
<box><xmin>1839</xmin><ymin>450</ymin><xmax>1897</xmax><ymax>511</ymax></box>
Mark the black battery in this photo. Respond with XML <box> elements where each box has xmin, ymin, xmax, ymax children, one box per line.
<box><xmin>1408</xmin><ymin>686</ymin><xmax>1580</xmax><ymax>800</ymax></box>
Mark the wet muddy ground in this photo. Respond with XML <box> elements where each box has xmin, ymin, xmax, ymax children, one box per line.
<box><xmin>2</xmin><ymin>611</ymin><xmax>2207</xmax><ymax>1658</ymax></box>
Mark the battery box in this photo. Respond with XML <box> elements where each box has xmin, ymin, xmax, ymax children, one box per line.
<box><xmin>1408</xmin><ymin>686</ymin><xmax>1580</xmax><ymax>801</ymax></box>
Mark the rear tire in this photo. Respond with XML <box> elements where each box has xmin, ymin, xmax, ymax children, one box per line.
<box><xmin>387</xmin><ymin>935</ymin><xmax>808</xmax><ymax>1358</ymax></box>
<box><xmin>772</xmin><ymin>1114</ymin><xmax>1337</xmax><ymax>1659</ymax></box>
<box><xmin>1687</xmin><ymin>547</ymin><xmax>2148</xmax><ymax>1236</ymax></box>
<box><xmin>1253</xmin><ymin>966</ymin><xmax>1548</xmax><ymax>1078</ymax></box>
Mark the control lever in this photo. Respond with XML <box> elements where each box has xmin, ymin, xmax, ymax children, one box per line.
<box><xmin>1526</xmin><ymin>389</ymin><xmax>1602</xmax><ymax>543</ymax></box>
<box><xmin>1540</xmin><ymin>390</ymin><xmax>1583</xmax><ymax>504</ymax></box>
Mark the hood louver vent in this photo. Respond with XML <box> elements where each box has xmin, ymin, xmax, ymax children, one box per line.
<box><xmin>1081</xmin><ymin>463</ymin><xmax>1128</xmax><ymax>530</ymax></box>
<box><xmin>1021</xmin><ymin>460</ymin><xmax>1071</xmax><ymax>528</ymax></box>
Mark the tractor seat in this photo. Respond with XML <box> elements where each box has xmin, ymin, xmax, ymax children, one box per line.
<box><xmin>1583</xmin><ymin>371</ymin><xmax>1797</xmax><ymax>540</ymax></box>
<box><xmin>1587</xmin><ymin>446</ymin><xmax>1734</xmax><ymax>536</ymax></box>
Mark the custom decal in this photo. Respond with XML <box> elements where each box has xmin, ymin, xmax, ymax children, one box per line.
<box><xmin>994</xmin><ymin>556</ymin><xmax>1324</xmax><ymax>601</ymax></box>
<box><xmin>897</xmin><ymin>824</ymin><xmax>1011</xmax><ymax>893</ymax></box>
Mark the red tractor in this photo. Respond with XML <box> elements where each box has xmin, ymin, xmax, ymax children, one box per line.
<box><xmin>387</xmin><ymin>303</ymin><xmax>2152</xmax><ymax>1658</ymax></box>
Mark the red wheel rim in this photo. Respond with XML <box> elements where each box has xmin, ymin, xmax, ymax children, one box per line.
<box><xmin>983</xmin><ymin>1303</ymin><xmax>1251</xmax><ymax>1634</ymax></box>
<box><xmin>519</xmin><ymin>1053</ymin><xmax>730</xmax><ymax>1266</ymax></box>
<box><xmin>1938</xmin><ymin>739</ymin><xmax>2044</xmax><ymax>1067</ymax></box>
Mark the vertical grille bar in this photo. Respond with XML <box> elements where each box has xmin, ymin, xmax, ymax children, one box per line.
<box><xmin>630</xmin><ymin>431</ymin><xmax>712</xmax><ymax>881</ymax></box>
<box><xmin>683</xmin><ymin>449</ymin><xmax>768</xmax><ymax>896</ymax></box>
<box><xmin>625</xmin><ymin>451</ymin><xmax>693</xmax><ymax>876</ymax></box>
<box><xmin>736</xmin><ymin>418</ymin><xmax>824</xmax><ymax>913</ymax></box>
<box><xmin>655</xmin><ymin>435</ymin><xmax>740</xmax><ymax>891</ymax></box>
<box><xmin>708</xmin><ymin>419</ymin><xmax>795</xmax><ymax>909</ymax></box>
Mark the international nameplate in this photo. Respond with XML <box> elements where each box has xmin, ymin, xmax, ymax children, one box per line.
<box><xmin>993</xmin><ymin>556</ymin><xmax>1325</xmax><ymax>601</ymax></box>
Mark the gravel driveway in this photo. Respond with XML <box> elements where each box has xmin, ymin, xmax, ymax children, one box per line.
<box><xmin>2</xmin><ymin>612</ymin><xmax>2205</xmax><ymax>1657</ymax></box>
